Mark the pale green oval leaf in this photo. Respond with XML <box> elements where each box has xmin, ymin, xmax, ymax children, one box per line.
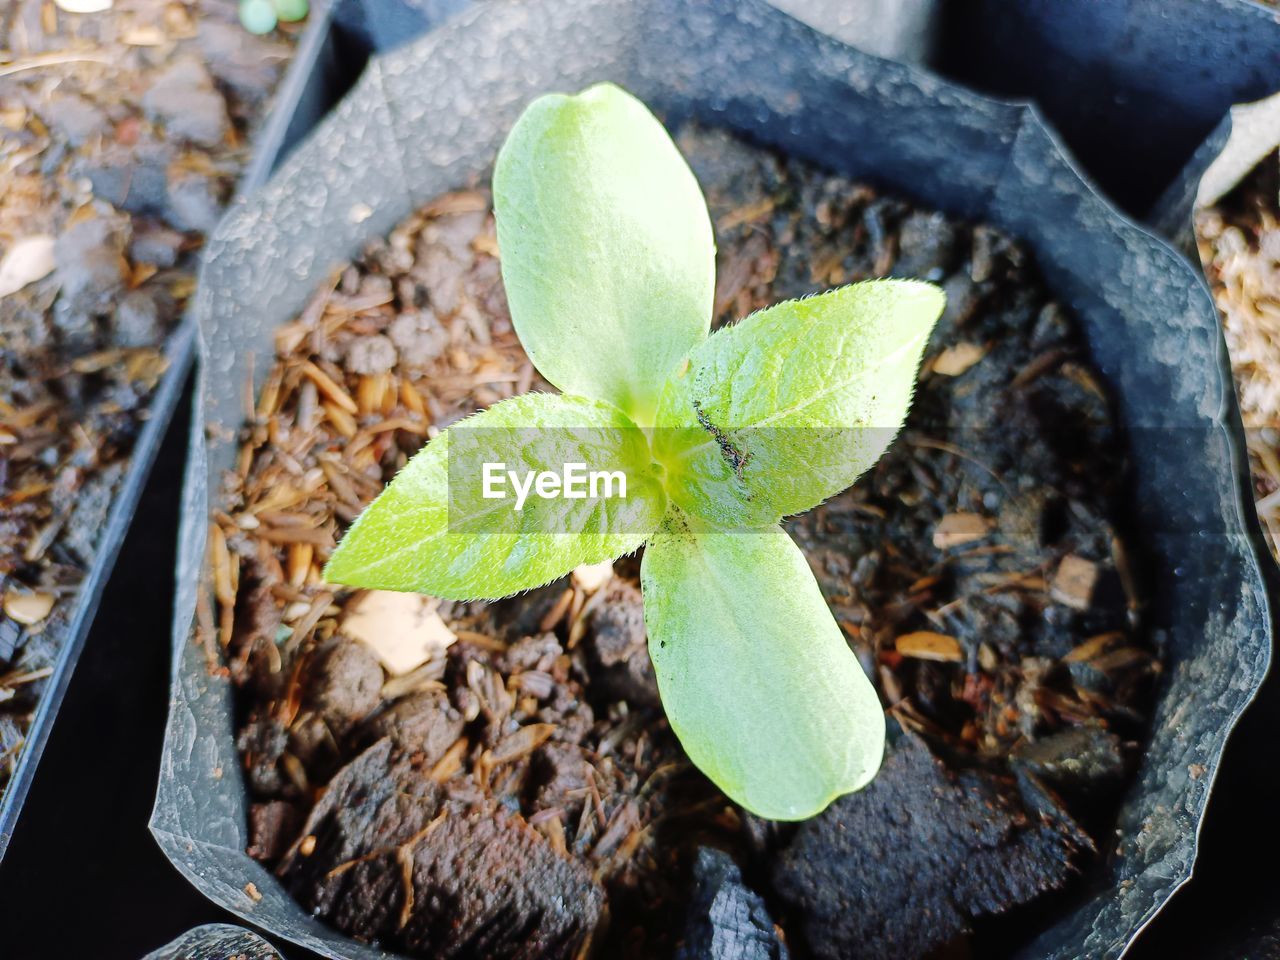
<box><xmin>653</xmin><ymin>279</ymin><xmax>943</xmax><ymax>526</ymax></box>
<box><xmin>325</xmin><ymin>393</ymin><xmax>665</xmax><ymax>600</ymax></box>
<box><xmin>641</xmin><ymin>510</ymin><xmax>885</xmax><ymax>820</ymax></box>
<box><xmin>493</xmin><ymin>82</ymin><xmax>715</xmax><ymax>426</ymax></box>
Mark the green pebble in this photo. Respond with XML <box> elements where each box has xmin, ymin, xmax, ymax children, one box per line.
<box><xmin>273</xmin><ymin>0</ymin><xmax>309</xmax><ymax>22</ymax></box>
<box><xmin>239</xmin><ymin>0</ymin><xmax>277</xmax><ymax>35</ymax></box>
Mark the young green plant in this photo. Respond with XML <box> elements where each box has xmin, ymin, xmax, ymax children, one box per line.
<box><xmin>325</xmin><ymin>82</ymin><xmax>944</xmax><ymax>820</ymax></box>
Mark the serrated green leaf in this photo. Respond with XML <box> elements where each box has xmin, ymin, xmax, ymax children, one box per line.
<box><xmin>325</xmin><ymin>393</ymin><xmax>665</xmax><ymax>600</ymax></box>
<box><xmin>653</xmin><ymin>279</ymin><xmax>943</xmax><ymax>526</ymax></box>
<box><xmin>493</xmin><ymin>82</ymin><xmax>715</xmax><ymax>426</ymax></box>
<box><xmin>641</xmin><ymin>511</ymin><xmax>885</xmax><ymax>820</ymax></box>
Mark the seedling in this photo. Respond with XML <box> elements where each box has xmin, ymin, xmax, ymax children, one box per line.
<box><xmin>326</xmin><ymin>83</ymin><xmax>943</xmax><ymax>820</ymax></box>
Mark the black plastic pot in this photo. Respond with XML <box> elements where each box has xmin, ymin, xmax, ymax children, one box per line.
<box><xmin>930</xmin><ymin>0</ymin><xmax>1280</xmax><ymax>219</ymax></box>
<box><xmin>769</xmin><ymin>0</ymin><xmax>1280</xmax><ymax>221</ymax></box>
<box><xmin>143</xmin><ymin>924</ymin><xmax>284</xmax><ymax>960</ymax></box>
<box><xmin>150</xmin><ymin>1</ymin><xmax>1272</xmax><ymax>957</ymax></box>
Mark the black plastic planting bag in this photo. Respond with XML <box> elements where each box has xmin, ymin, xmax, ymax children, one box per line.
<box><xmin>153</xmin><ymin>0</ymin><xmax>1272</xmax><ymax>957</ymax></box>
<box><xmin>143</xmin><ymin>924</ymin><xmax>284</xmax><ymax>960</ymax></box>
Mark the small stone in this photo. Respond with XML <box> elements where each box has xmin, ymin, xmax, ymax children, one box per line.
<box><xmin>3</xmin><ymin>590</ymin><xmax>55</xmax><ymax>626</ymax></box>
<box><xmin>998</xmin><ymin>489</ymin><xmax>1056</xmax><ymax>553</ymax></box>
<box><xmin>142</xmin><ymin>58</ymin><xmax>230</xmax><ymax>148</ymax></box>
<box><xmin>239</xmin><ymin>0</ymin><xmax>278</xmax><ymax>35</ymax></box>
<box><xmin>274</xmin><ymin>0</ymin><xmax>309</xmax><ymax>22</ymax></box>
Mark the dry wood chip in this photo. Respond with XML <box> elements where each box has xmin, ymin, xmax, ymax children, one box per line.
<box><xmin>491</xmin><ymin>723</ymin><xmax>556</xmax><ymax>765</ymax></box>
<box><xmin>717</xmin><ymin>197</ymin><xmax>776</xmax><ymax>231</ymax></box>
<box><xmin>301</xmin><ymin>361</ymin><xmax>358</xmax><ymax>414</ymax></box>
<box><xmin>932</xmin><ymin>512</ymin><xmax>994</xmax><ymax>549</ymax></box>
<box><xmin>931</xmin><ymin>342</ymin><xmax>987</xmax><ymax>376</ymax></box>
<box><xmin>255</xmin><ymin>525</ymin><xmax>333</xmax><ymax>547</ymax></box>
<box><xmin>538</xmin><ymin>813</ymin><xmax>568</xmax><ymax>856</ymax></box>
<box><xmin>895</xmin><ymin>631</ymin><xmax>964</xmax><ymax>663</ymax></box>
<box><xmin>539</xmin><ymin>587</ymin><xmax>575</xmax><ymax>632</ymax></box>
<box><xmin>429</xmin><ymin>736</ymin><xmax>468</xmax><ymax>782</ymax></box>
<box><xmin>1051</xmin><ymin>555</ymin><xmax>1098</xmax><ymax>611</ymax></box>
<box><xmin>341</xmin><ymin>590</ymin><xmax>456</xmax><ymax>676</ymax></box>
<box><xmin>381</xmin><ymin>661</ymin><xmax>447</xmax><ymax>700</ymax></box>
<box><xmin>1062</xmin><ymin>631</ymin><xmax>1125</xmax><ymax>663</ymax></box>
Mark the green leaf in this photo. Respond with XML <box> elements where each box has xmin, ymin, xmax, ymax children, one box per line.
<box><xmin>325</xmin><ymin>393</ymin><xmax>666</xmax><ymax>600</ymax></box>
<box><xmin>493</xmin><ymin>82</ymin><xmax>715</xmax><ymax>426</ymax></box>
<box><xmin>653</xmin><ymin>279</ymin><xmax>943</xmax><ymax>526</ymax></box>
<box><xmin>641</xmin><ymin>511</ymin><xmax>885</xmax><ymax>820</ymax></box>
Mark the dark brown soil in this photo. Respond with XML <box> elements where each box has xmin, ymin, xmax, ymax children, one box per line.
<box><xmin>0</xmin><ymin>0</ymin><xmax>294</xmax><ymax>794</ymax></box>
<box><xmin>218</xmin><ymin>124</ymin><xmax>1155</xmax><ymax>960</ymax></box>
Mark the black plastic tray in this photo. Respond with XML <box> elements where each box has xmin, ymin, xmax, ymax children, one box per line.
<box><xmin>152</xmin><ymin>1</ymin><xmax>1274</xmax><ymax>958</ymax></box>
